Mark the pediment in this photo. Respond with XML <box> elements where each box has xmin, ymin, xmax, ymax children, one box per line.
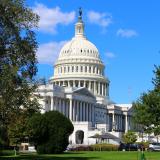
<box><xmin>73</xmin><ymin>87</ymin><xmax>95</xmax><ymax>99</ymax></box>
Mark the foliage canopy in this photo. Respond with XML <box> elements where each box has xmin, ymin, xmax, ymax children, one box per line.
<box><xmin>0</xmin><ymin>0</ymin><xmax>39</xmax><ymax>146</ymax></box>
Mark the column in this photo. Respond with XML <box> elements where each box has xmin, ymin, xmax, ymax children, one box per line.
<box><xmin>102</xmin><ymin>83</ymin><xmax>104</xmax><ymax>96</ymax></box>
<box><xmin>50</xmin><ymin>96</ymin><xmax>54</xmax><ymax>111</ymax></box>
<box><xmin>86</xmin><ymin>103</ymin><xmax>89</xmax><ymax>121</ymax></box>
<box><xmin>66</xmin><ymin>101</ymin><xmax>69</xmax><ymax>118</ymax></box>
<box><xmin>94</xmin><ymin>81</ymin><xmax>96</xmax><ymax>94</ymax></box>
<box><xmin>87</xmin><ymin>65</ymin><xmax>89</xmax><ymax>73</ymax></box>
<box><xmin>54</xmin><ymin>97</ymin><xmax>57</xmax><ymax>111</ymax></box>
<box><xmin>84</xmin><ymin>80</ymin><xmax>86</xmax><ymax>88</ymax></box>
<box><xmin>89</xmin><ymin>104</ymin><xmax>92</xmax><ymax>122</ymax></box>
<box><xmin>120</xmin><ymin>115</ymin><xmax>123</xmax><ymax>131</ymax></box>
<box><xmin>73</xmin><ymin>100</ymin><xmax>76</xmax><ymax>121</ymax></box>
<box><xmin>104</xmin><ymin>83</ymin><xmax>107</xmax><ymax>96</ymax></box>
<box><xmin>76</xmin><ymin>101</ymin><xmax>79</xmax><ymax>121</ymax></box>
<box><xmin>112</xmin><ymin>113</ymin><xmax>115</xmax><ymax>131</ymax></box>
<box><xmin>83</xmin><ymin>102</ymin><xmax>85</xmax><ymax>121</ymax></box>
<box><xmin>69</xmin><ymin>99</ymin><xmax>72</xmax><ymax>121</ymax></box>
<box><xmin>62</xmin><ymin>99</ymin><xmax>65</xmax><ymax>115</ymax></box>
<box><xmin>80</xmin><ymin>101</ymin><xmax>83</xmax><ymax>121</ymax></box>
<box><xmin>59</xmin><ymin>98</ymin><xmax>62</xmax><ymax>113</ymax></box>
<box><xmin>68</xmin><ymin>81</ymin><xmax>70</xmax><ymax>87</ymax></box>
<box><xmin>89</xmin><ymin>81</ymin><xmax>91</xmax><ymax>91</ymax></box>
<box><xmin>73</xmin><ymin>80</ymin><xmax>76</xmax><ymax>87</ymax></box>
<box><xmin>91</xmin><ymin>66</ymin><xmax>93</xmax><ymax>74</ymax></box>
<box><xmin>125</xmin><ymin>114</ymin><xmax>128</xmax><ymax>132</ymax></box>
<box><xmin>92</xmin><ymin>104</ymin><xmax>95</xmax><ymax>125</ymax></box>
<box><xmin>117</xmin><ymin>114</ymin><xmax>120</xmax><ymax>131</ymax></box>
<box><xmin>78</xmin><ymin>81</ymin><xmax>81</xmax><ymax>87</ymax></box>
<box><xmin>98</xmin><ymin>82</ymin><xmax>101</xmax><ymax>95</ymax></box>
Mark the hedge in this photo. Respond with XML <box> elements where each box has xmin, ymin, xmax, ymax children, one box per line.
<box><xmin>90</xmin><ymin>144</ymin><xmax>119</xmax><ymax>151</ymax></box>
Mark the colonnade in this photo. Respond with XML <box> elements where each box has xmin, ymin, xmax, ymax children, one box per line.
<box><xmin>53</xmin><ymin>80</ymin><xmax>109</xmax><ymax>96</ymax></box>
<box><xmin>108</xmin><ymin>113</ymin><xmax>133</xmax><ymax>132</ymax></box>
<box><xmin>45</xmin><ymin>96</ymin><xmax>95</xmax><ymax>123</ymax></box>
<box><xmin>55</xmin><ymin>64</ymin><xmax>104</xmax><ymax>76</ymax></box>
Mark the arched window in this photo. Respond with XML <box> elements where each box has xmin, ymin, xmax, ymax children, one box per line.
<box><xmin>75</xmin><ymin>130</ymin><xmax>84</xmax><ymax>144</ymax></box>
<box><xmin>72</xmin><ymin>66</ymin><xmax>74</xmax><ymax>72</ymax></box>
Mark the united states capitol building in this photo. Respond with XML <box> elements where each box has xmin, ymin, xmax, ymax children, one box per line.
<box><xmin>35</xmin><ymin>11</ymin><xmax>135</xmax><ymax>145</ymax></box>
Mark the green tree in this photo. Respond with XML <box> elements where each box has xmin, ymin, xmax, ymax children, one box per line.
<box><xmin>122</xmin><ymin>131</ymin><xmax>137</xmax><ymax>144</ymax></box>
<box><xmin>133</xmin><ymin>66</ymin><xmax>160</xmax><ymax>136</ymax></box>
<box><xmin>0</xmin><ymin>0</ymin><xmax>39</xmax><ymax>145</ymax></box>
<box><xmin>27</xmin><ymin>111</ymin><xmax>74</xmax><ymax>154</ymax></box>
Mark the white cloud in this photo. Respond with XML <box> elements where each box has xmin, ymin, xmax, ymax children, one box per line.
<box><xmin>33</xmin><ymin>3</ymin><xmax>75</xmax><ymax>34</ymax></box>
<box><xmin>87</xmin><ymin>11</ymin><xmax>112</xmax><ymax>28</ymax></box>
<box><xmin>117</xmin><ymin>29</ymin><xmax>138</xmax><ymax>38</ymax></box>
<box><xmin>37</xmin><ymin>41</ymin><xmax>67</xmax><ymax>64</ymax></box>
<box><xmin>105</xmin><ymin>52</ymin><xmax>116</xmax><ymax>58</ymax></box>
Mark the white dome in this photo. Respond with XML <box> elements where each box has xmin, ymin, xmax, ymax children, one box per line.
<box><xmin>58</xmin><ymin>36</ymin><xmax>101</xmax><ymax>61</ymax></box>
<box><xmin>51</xmin><ymin>13</ymin><xmax>110</xmax><ymax>100</ymax></box>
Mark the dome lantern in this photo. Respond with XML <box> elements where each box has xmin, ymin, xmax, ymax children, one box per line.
<box><xmin>75</xmin><ymin>8</ymin><xmax>85</xmax><ymax>38</ymax></box>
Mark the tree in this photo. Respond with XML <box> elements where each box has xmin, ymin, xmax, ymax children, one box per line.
<box><xmin>133</xmin><ymin>66</ymin><xmax>160</xmax><ymax>137</ymax></box>
<box><xmin>27</xmin><ymin>111</ymin><xmax>74</xmax><ymax>154</ymax></box>
<box><xmin>0</xmin><ymin>0</ymin><xmax>39</xmax><ymax>145</ymax></box>
<box><xmin>122</xmin><ymin>131</ymin><xmax>137</xmax><ymax>144</ymax></box>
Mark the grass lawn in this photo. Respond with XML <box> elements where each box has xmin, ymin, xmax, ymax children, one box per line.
<box><xmin>0</xmin><ymin>151</ymin><xmax>160</xmax><ymax>160</ymax></box>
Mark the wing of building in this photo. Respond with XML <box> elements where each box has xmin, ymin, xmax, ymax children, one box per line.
<box><xmin>34</xmin><ymin>10</ymin><xmax>136</xmax><ymax>145</ymax></box>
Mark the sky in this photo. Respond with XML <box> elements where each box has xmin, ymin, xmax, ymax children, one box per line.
<box><xmin>26</xmin><ymin>0</ymin><xmax>160</xmax><ymax>104</ymax></box>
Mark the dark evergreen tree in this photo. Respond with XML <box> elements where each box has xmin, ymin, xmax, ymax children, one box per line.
<box><xmin>27</xmin><ymin>111</ymin><xmax>74</xmax><ymax>154</ymax></box>
<box><xmin>133</xmin><ymin>66</ymin><xmax>160</xmax><ymax>136</ymax></box>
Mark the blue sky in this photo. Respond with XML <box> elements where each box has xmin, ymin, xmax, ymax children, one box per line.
<box><xmin>26</xmin><ymin>0</ymin><xmax>160</xmax><ymax>104</ymax></box>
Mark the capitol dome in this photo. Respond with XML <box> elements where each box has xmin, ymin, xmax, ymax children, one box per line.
<box><xmin>51</xmin><ymin>11</ymin><xmax>110</xmax><ymax>100</ymax></box>
<box><xmin>58</xmin><ymin>36</ymin><xmax>101</xmax><ymax>63</ymax></box>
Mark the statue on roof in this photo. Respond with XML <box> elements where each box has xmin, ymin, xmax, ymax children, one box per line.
<box><xmin>79</xmin><ymin>7</ymin><xmax>82</xmax><ymax>17</ymax></box>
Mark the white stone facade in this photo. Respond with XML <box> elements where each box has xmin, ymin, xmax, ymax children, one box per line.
<box><xmin>35</xmin><ymin>12</ymin><xmax>136</xmax><ymax>145</ymax></box>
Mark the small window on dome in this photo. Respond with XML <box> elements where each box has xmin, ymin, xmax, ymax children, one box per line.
<box><xmin>76</xmin><ymin>66</ymin><xmax>78</xmax><ymax>72</ymax></box>
<box><xmin>81</xmin><ymin>49</ymin><xmax>82</xmax><ymax>53</ymax></box>
<box><xmin>81</xmin><ymin>66</ymin><xmax>83</xmax><ymax>72</ymax></box>
<box><xmin>72</xmin><ymin>66</ymin><xmax>74</xmax><ymax>72</ymax></box>
<box><xmin>85</xmin><ymin>66</ymin><xmax>87</xmax><ymax>72</ymax></box>
<box><xmin>89</xmin><ymin>66</ymin><xmax>91</xmax><ymax>73</ymax></box>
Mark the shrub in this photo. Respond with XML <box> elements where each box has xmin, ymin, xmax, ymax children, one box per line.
<box><xmin>28</xmin><ymin>111</ymin><xmax>74</xmax><ymax>154</ymax></box>
<box><xmin>70</xmin><ymin>145</ymin><xmax>92</xmax><ymax>151</ymax></box>
<box><xmin>90</xmin><ymin>144</ymin><xmax>119</xmax><ymax>151</ymax></box>
<box><xmin>136</xmin><ymin>141</ymin><xmax>149</xmax><ymax>150</ymax></box>
<box><xmin>0</xmin><ymin>150</ymin><xmax>16</xmax><ymax>156</ymax></box>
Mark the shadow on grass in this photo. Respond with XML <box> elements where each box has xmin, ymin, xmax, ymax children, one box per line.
<box><xmin>0</xmin><ymin>153</ymin><xmax>98</xmax><ymax>160</ymax></box>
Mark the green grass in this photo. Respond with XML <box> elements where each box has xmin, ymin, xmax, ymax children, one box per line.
<box><xmin>0</xmin><ymin>151</ymin><xmax>160</xmax><ymax>160</ymax></box>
